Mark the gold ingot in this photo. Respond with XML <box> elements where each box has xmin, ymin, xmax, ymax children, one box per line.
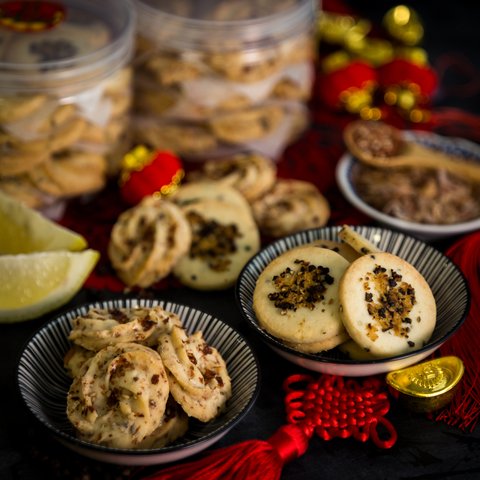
<box><xmin>383</xmin><ymin>5</ymin><xmax>424</xmax><ymax>46</ymax></box>
<box><xmin>386</xmin><ymin>356</ymin><xmax>464</xmax><ymax>413</ymax></box>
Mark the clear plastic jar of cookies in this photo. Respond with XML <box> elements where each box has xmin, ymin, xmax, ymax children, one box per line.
<box><xmin>133</xmin><ymin>0</ymin><xmax>318</xmax><ymax>161</ymax></box>
<box><xmin>0</xmin><ymin>0</ymin><xmax>135</xmax><ymax>214</ymax></box>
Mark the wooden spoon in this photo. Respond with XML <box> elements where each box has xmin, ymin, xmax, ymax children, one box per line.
<box><xmin>343</xmin><ymin>120</ymin><xmax>480</xmax><ymax>182</ymax></box>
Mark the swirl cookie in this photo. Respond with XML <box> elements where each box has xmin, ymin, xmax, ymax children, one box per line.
<box><xmin>338</xmin><ymin>252</ymin><xmax>436</xmax><ymax>357</ymax></box>
<box><xmin>66</xmin><ymin>342</ymin><xmax>170</xmax><ymax>449</ymax></box>
<box><xmin>187</xmin><ymin>152</ymin><xmax>277</xmax><ymax>202</ymax></box>
<box><xmin>253</xmin><ymin>246</ymin><xmax>349</xmax><ymax>346</ymax></box>
<box><xmin>252</xmin><ymin>179</ymin><xmax>330</xmax><ymax>238</ymax></box>
<box><xmin>108</xmin><ymin>196</ymin><xmax>191</xmax><ymax>288</ymax></box>
<box><xmin>173</xmin><ymin>199</ymin><xmax>260</xmax><ymax>290</ymax></box>
<box><xmin>159</xmin><ymin>326</ymin><xmax>232</xmax><ymax>422</ymax></box>
<box><xmin>63</xmin><ymin>344</ymin><xmax>95</xmax><ymax>378</ymax></box>
<box><xmin>136</xmin><ymin>397</ymin><xmax>189</xmax><ymax>449</ymax></box>
<box><xmin>68</xmin><ymin>306</ymin><xmax>182</xmax><ymax>351</ymax></box>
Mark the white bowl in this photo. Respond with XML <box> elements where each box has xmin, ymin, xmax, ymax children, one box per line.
<box><xmin>17</xmin><ymin>298</ymin><xmax>260</xmax><ymax>466</ymax></box>
<box><xmin>236</xmin><ymin>226</ymin><xmax>469</xmax><ymax>376</ymax></box>
<box><xmin>336</xmin><ymin>130</ymin><xmax>480</xmax><ymax>241</ymax></box>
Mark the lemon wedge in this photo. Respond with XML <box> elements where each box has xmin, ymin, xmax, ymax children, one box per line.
<box><xmin>0</xmin><ymin>191</ymin><xmax>87</xmax><ymax>254</ymax></box>
<box><xmin>0</xmin><ymin>249</ymin><xmax>99</xmax><ymax>323</ymax></box>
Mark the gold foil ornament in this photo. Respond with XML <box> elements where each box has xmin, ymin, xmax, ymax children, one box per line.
<box><xmin>386</xmin><ymin>356</ymin><xmax>464</xmax><ymax>413</ymax></box>
<box><xmin>382</xmin><ymin>5</ymin><xmax>424</xmax><ymax>46</ymax></box>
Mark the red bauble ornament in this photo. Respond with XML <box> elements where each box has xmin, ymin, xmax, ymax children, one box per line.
<box><xmin>120</xmin><ymin>146</ymin><xmax>184</xmax><ymax>205</ymax></box>
<box><xmin>377</xmin><ymin>57</ymin><xmax>438</xmax><ymax>122</ymax></box>
<box><xmin>318</xmin><ymin>54</ymin><xmax>381</xmax><ymax>119</ymax></box>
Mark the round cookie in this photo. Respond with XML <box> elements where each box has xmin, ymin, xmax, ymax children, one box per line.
<box><xmin>303</xmin><ymin>239</ymin><xmax>361</xmax><ymax>263</ymax></box>
<box><xmin>252</xmin><ymin>179</ymin><xmax>330</xmax><ymax>238</ymax></box>
<box><xmin>253</xmin><ymin>246</ymin><xmax>349</xmax><ymax>344</ymax></box>
<box><xmin>284</xmin><ymin>330</ymin><xmax>350</xmax><ymax>354</ymax></box>
<box><xmin>338</xmin><ymin>252</ymin><xmax>436</xmax><ymax>357</ymax></box>
<box><xmin>188</xmin><ymin>152</ymin><xmax>277</xmax><ymax>202</ymax></box>
<box><xmin>338</xmin><ymin>225</ymin><xmax>382</xmax><ymax>256</ymax></box>
<box><xmin>172</xmin><ymin>181</ymin><xmax>252</xmax><ymax>215</ymax></box>
<box><xmin>173</xmin><ymin>199</ymin><xmax>260</xmax><ymax>290</ymax></box>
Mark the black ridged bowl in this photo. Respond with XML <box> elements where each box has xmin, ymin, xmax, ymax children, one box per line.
<box><xmin>17</xmin><ymin>298</ymin><xmax>260</xmax><ymax>465</ymax></box>
<box><xmin>236</xmin><ymin>225</ymin><xmax>470</xmax><ymax>376</ymax></box>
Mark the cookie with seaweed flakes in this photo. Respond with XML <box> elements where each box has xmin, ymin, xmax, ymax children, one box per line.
<box><xmin>339</xmin><ymin>252</ymin><xmax>436</xmax><ymax>357</ymax></box>
<box><xmin>173</xmin><ymin>199</ymin><xmax>260</xmax><ymax>290</ymax></box>
<box><xmin>253</xmin><ymin>246</ymin><xmax>349</xmax><ymax>344</ymax></box>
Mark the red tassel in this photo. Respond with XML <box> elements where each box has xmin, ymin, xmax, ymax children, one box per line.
<box><xmin>142</xmin><ymin>424</ymin><xmax>310</xmax><ymax>480</ymax></box>
<box><xmin>436</xmin><ymin>231</ymin><xmax>480</xmax><ymax>431</ymax></box>
<box><xmin>141</xmin><ymin>374</ymin><xmax>396</xmax><ymax>480</ymax></box>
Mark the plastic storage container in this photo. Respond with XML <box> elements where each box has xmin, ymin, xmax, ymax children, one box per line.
<box><xmin>0</xmin><ymin>0</ymin><xmax>135</xmax><ymax>212</ymax></box>
<box><xmin>133</xmin><ymin>0</ymin><xmax>318</xmax><ymax>161</ymax></box>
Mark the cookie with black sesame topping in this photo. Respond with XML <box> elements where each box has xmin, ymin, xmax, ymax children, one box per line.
<box><xmin>253</xmin><ymin>246</ymin><xmax>349</xmax><ymax>345</ymax></box>
<box><xmin>338</xmin><ymin>252</ymin><xmax>436</xmax><ymax>357</ymax></box>
<box><xmin>173</xmin><ymin>199</ymin><xmax>260</xmax><ymax>290</ymax></box>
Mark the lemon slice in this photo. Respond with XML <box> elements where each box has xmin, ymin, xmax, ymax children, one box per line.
<box><xmin>0</xmin><ymin>191</ymin><xmax>87</xmax><ymax>254</ymax></box>
<box><xmin>0</xmin><ymin>249</ymin><xmax>99</xmax><ymax>323</ymax></box>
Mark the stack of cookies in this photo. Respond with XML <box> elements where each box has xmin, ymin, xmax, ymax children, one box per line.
<box><xmin>132</xmin><ymin>0</ymin><xmax>316</xmax><ymax>160</ymax></box>
<box><xmin>65</xmin><ymin>305</ymin><xmax>231</xmax><ymax>449</ymax></box>
<box><xmin>0</xmin><ymin>1</ymin><xmax>135</xmax><ymax>211</ymax></box>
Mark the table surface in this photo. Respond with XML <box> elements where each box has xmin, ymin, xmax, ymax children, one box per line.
<box><xmin>2</xmin><ymin>1</ymin><xmax>480</xmax><ymax>479</ymax></box>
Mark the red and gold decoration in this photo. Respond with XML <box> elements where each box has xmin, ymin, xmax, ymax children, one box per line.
<box><xmin>316</xmin><ymin>4</ymin><xmax>437</xmax><ymax>124</ymax></box>
<box><xmin>0</xmin><ymin>1</ymin><xmax>65</xmax><ymax>32</ymax></box>
<box><xmin>119</xmin><ymin>145</ymin><xmax>184</xmax><ymax>206</ymax></box>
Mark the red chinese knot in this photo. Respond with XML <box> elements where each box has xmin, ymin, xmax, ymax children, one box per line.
<box><xmin>284</xmin><ymin>374</ymin><xmax>397</xmax><ymax>448</ymax></box>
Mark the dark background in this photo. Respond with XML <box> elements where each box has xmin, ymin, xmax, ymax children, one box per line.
<box><xmin>1</xmin><ymin>1</ymin><xmax>480</xmax><ymax>479</ymax></box>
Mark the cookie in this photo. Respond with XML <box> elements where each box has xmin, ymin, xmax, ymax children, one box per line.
<box><xmin>338</xmin><ymin>225</ymin><xmax>382</xmax><ymax>256</ymax></box>
<box><xmin>173</xmin><ymin>199</ymin><xmax>260</xmax><ymax>290</ymax></box>
<box><xmin>0</xmin><ymin>146</ymin><xmax>50</xmax><ymax>177</ymax></box>
<box><xmin>66</xmin><ymin>342</ymin><xmax>169</xmax><ymax>449</ymax></box>
<box><xmin>252</xmin><ymin>179</ymin><xmax>330</xmax><ymax>238</ymax></box>
<box><xmin>338</xmin><ymin>339</ymin><xmax>385</xmax><ymax>361</ymax></box>
<box><xmin>209</xmin><ymin>104</ymin><xmax>284</xmax><ymax>144</ymax></box>
<box><xmin>159</xmin><ymin>326</ymin><xmax>232</xmax><ymax>422</ymax></box>
<box><xmin>338</xmin><ymin>252</ymin><xmax>437</xmax><ymax>357</ymax></box>
<box><xmin>133</xmin><ymin>121</ymin><xmax>218</xmax><ymax>155</ymax></box>
<box><xmin>68</xmin><ymin>306</ymin><xmax>182</xmax><ymax>351</ymax></box>
<box><xmin>253</xmin><ymin>246</ymin><xmax>349</xmax><ymax>344</ymax></box>
<box><xmin>0</xmin><ymin>175</ymin><xmax>53</xmax><ymax>209</ymax></box>
<box><xmin>136</xmin><ymin>398</ymin><xmax>189</xmax><ymax>449</ymax></box>
<box><xmin>172</xmin><ymin>181</ymin><xmax>252</xmax><ymax>214</ymax></box>
<box><xmin>63</xmin><ymin>344</ymin><xmax>95</xmax><ymax>378</ymax></box>
<box><xmin>0</xmin><ymin>94</ymin><xmax>48</xmax><ymax>124</ymax></box>
<box><xmin>207</xmin><ymin>48</ymin><xmax>281</xmax><ymax>83</ymax></box>
<box><xmin>305</xmin><ymin>239</ymin><xmax>361</xmax><ymax>263</ymax></box>
<box><xmin>188</xmin><ymin>152</ymin><xmax>277</xmax><ymax>202</ymax></box>
<box><xmin>108</xmin><ymin>196</ymin><xmax>191</xmax><ymax>288</ymax></box>
<box><xmin>284</xmin><ymin>331</ymin><xmax>350</xmax><ymax>354</ymax></box>
<box><xmin>143</xmin><ymin>52</ymin><xmax>202</xmax><ymax>86</ymax></box>
<box><xmin>29</xmin><ymin>151</ymin><xmax>106</xmax><ymax>197</ymax></box>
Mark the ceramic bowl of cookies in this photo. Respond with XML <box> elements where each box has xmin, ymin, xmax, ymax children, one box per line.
<box><xmin>17</xmin><ymin>298</ymin><xmax>260</xmax><ymax>466</ymax></box>
<box><xmin>236</xmin><ymin>225</ymin><xmax>469</xmax><ymax>376</ymax></box>
<box><xmin>336</xmin><ymin>129</ymin><xmax>480</xmax><ymax>241</ymax></box>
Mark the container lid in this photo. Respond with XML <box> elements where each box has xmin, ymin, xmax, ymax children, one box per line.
<box><xmin>135</xmin><ymin>0</ymin><xmax>317</xmax><ymax>51</ymax></box>
<box><xmin>0</xmin><ymin>0</ymin><xmax>135</xmax><ymax>94</ymax></box>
